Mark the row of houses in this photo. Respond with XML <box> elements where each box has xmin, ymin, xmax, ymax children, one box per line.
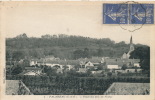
<box><xmin>24</xmin><ymin>57</ymin><xmax>142</xmax><ymax>75</ymax></box>
<box><xmin>30</xmin><ymin>57</ymin><xmax>140</xmax><ymax>68</ymax></box>
<box><xmin>6</xmin><ymin>56</ymin><xmax>141</xmax><ymax>76</ymax></box>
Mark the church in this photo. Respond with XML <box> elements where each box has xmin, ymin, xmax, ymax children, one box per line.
<box><xmin>104</xmin><ymin>35</ymin><xmax>141</xmax><ymax>70</ymax></box>
<box><xmin>122</xmin><ymin>36</ymin><xmax>134</xmax><ymax>59</ymax></box>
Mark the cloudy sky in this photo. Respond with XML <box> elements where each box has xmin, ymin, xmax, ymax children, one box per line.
<box><xmin>2</xmin><ymin>2</ymin><xmax>153</xmax><ymax>45</ymax></box>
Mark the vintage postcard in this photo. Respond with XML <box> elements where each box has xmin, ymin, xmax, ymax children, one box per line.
<box><xmin>0</xmin><ymin>1</ymin><xmax>155</xmax><ymax>100</ymax></box>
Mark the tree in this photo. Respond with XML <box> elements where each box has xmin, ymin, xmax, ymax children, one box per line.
<box><xmin>45</xmin><ymin>67</ymin><xmax>57</xmax><ymax>76</ymax></box>
<box><xmin>12</xmin><ymin>51</ymin><xmax>25</xmax><ymax>61</ymax></box>
<box><xmin>83</xmin><ymin>48</ymin><xmax>90</xmax><ymax>58</ymax></box>
<box><xmin>130</xmin><ymin>46</ymin><xmax>150</xmax><ymax>71</ymax></box>
<box><xmin>11</xmin><ymin>65</ymin><xmax>23</xmax><ymax>75</ymax></box>
<box><xmin>97</xmin><ymin>48</ymin><xmax>104</xmax><ymax>57</ymax></box>
<box><xmin>73</xmin><ymin>49</ymin><xmax>83</xmax><ymax>59</ymax></box>
<box><xmin>67</xmin><ymin>69</ymin><xmax>78</xmax><ymax>77</ymax></box>
<box><xmin>98</xmin><ymin>63</ymin><xmax>106</xmax><ymax>70</ymax></box>
<box><xmin>141</xmin><ymin>59</ymin><xmax>150</xmax><ymax>70</ymax></box>
<box><xmin>121</xmin><ymin>64</ymin><xmax>127</xmax><ymax>70</ymax></box>
<box><xmin>130</xmin><ymin>46</ymin><xmax>150</xmax><ymax>59</ymax></box>
<box><xmin>107</xmin><ymin>72</ymin><xmax>112</xmax><ymax>77</ymax></box>
<box><xmin>16</xmin><ymin>33</ymin><xmax>28</xmax><ymax>38</ymax></box>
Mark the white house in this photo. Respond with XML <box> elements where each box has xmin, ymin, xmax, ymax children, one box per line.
<box><xmin>45</xmin><ymin>63</ymin><xmax>53</xmax><ymax>67</ymax></box>
<box><xmin>56</xmin><ymin>68</ymin><xmax>63</xmax><ymax>73</ymax></box>
<box><xmin>134</xmin><ymin>63</ymin><xmax>140</xmax><ymax>67</ymax></box>
<box><xmin>125</xmin><ymin>68</ymin><xmax>142</xmax><ymax>73</ymax></box>
<box><xmin>107</xmin><ymin>65</ymin><xmax>119</xmax><ymax>69</ymax></box>
<box><xmin>77</xmin><ymin>68</ymin><xmax>87</xmax><ymax>73</ymax></box>
<box><xmin>30</xmin><ymin>59</ymin><xmax>38</xmax><ymax>66</ymax></box>
<box><xmin>66</xmin><ymin>65</ymin><xmax>74</xmax><ymax>70</ymax></box>
<box><xmin>115</xmin><ymin>68</ymin><xmax>142</xmax><ymax>73</ymax></box>
<box><xmin>85</xmin><ymin>61</ymin><xmax>94</xmax><ymax>68</ymax></box>
<box><xmin>91</xmin><ymin>70</ymin><xmax>103</xmax><ymax>74</ymax></box>
<box><xmin>22</xmin><ymin>71</ymin><xmax>40</xmax><ymax>76</ymax></box>
<box><xmin>19</xmin><ymin>67</ymin><xmax>44</xmax><ymax>76</ymax></box>
<box><xmin>121</xmin><ymin>53</ymin><xmax>128</xmax><ymax>59</ymax></box>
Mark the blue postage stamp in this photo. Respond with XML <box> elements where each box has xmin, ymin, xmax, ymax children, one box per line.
<box><xmin>103</xmin><ymin>3</ymin><xmax>154</xmax><ymax>24</ymax></box>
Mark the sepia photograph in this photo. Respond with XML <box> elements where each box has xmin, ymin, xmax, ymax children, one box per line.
<box><xmin>0</xmin><ymin>1</ymin><xmax>155</xmax><ymax>99</ymax></box>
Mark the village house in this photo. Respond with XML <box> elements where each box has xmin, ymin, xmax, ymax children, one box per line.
<box><xmin>66</xmin><ymin>65</ymin><xmax>74</xmax><ymax>70</ymax></box>
<box><xmin>19</xmin><ymin>67</ymin><xmax>44</xmax><ymax>76</ymax></box>
<box><xmin>124</xmin><ymin>68</ymin><xmax>142</xmax><ymax>73</ymax></box>
<box><xmin>107</xmin><ymin>65</ymin><xmax>119</xmax><ymax>69</ymax></box>
<box><xmin>56</xmin><ymin>68</ymin><xmax>63</xmax><ymax>74</ymax></box>
<box><xmin>77</xmin><ymin>68</ymin><xmax>87</xmax><ymax>73</ymax></box>
<box><xmin>30</xmin><ymin>59</ymin><xmax>38</xmax><ymax>66</ymax></box>
<box><xmin>134</xmin><ymin>63</ymin><xmax>140</xmax><ymax>67</ymax></box>
<box><xmin>91</xmin><ymin>70</ymin><xmax>103</xmax><ymax>74</ymax></box>
<box><xmin>105</xmin><ymin>58</ymin><xmax>140</xmax><ymax>69</ymax></box>
<box><xmin>79</xmin><ymin>57</ymin><xmax>105</xmax><ymax>68</ymax></box>
<box><xmin>84</xmin><ymin>61</ymin><xmax>94</xmax><ymax>69</ymax></box>
<box><xmin>114</xmin><ymin>67</ymin><xmax>142</xmax><ymax>73</ymax></box>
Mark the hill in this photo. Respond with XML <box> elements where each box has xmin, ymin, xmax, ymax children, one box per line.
<box><xmin>6</xmin><ymin>33</ymin><xmax>148</xmax><ymax>60</ymax></box>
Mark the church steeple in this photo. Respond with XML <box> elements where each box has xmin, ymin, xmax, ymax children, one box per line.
<box><xmin>122</xmin><ymin>36</ymin><xmax>135</xmax><ymax>59</ymax></box>
<box><xmin>129</xmin><ymin>35</ymin><xmax>134</xmax><ymax>52</ymax></box>
<box><xmin>130</xmin><ymin>35</ymin><xmax>133</xmax><ymax>44</ymax></box>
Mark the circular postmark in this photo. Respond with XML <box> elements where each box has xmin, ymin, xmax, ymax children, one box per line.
<box><xmin>116</xmin><ymin>1</ymin><xmax>147</xmax><ymax>32</ymax></box>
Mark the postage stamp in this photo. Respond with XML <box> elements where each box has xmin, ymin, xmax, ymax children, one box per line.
<box><xmin>103</xmin><ymin>3</ymin><xmax>154</xmax><ymax>24</ymax></box>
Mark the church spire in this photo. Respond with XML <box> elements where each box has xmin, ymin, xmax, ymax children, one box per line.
<box><xmin>129</xmin><ymin>35</ymin><xmax>134</xmax><ymax>52</ymax></box>
<box><xmin>130</xmin><ymin>35</ymin><xmax>133</xmax><ymax>44</ymax></box>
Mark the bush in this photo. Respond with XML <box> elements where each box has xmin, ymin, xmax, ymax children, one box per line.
<box><xmin>107</xmin><ymin>72</ymin><xmax>112</xmax><ymax>77</ymax></box>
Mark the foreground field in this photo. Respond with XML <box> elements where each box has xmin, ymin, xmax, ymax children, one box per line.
<box><xmin>6</xmin><ymin>75</ymin><xmax>150</xmax><ymax>95</ymax></box>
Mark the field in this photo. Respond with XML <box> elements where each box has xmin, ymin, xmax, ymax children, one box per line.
<box><xmin>6</xmin><ymin>75</ymin><xmax>150</xmax><ymax>95</ymax></box>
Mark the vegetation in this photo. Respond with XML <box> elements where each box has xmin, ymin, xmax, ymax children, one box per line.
<box><xmin>130</xmin><ymin>46</ymin><xmax>150</xmax><ymax>75</ymax></box>
<box><xmin>6</xmin><ymin>33</ymin><xmax>148</xmax><ymax>60</ymax></box>
<box><xmin>6</xmin><ymin>75</ymin><xmax>150</xmax><ymax>95</ymax></box>
<box><xmin>121</xmin><ymin>64</ymin><xmax>127</xmax><ymax>70</ymax></box>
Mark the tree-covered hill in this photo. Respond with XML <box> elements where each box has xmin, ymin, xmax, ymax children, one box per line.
<box><xmin>6</xmin><ymin>33</ymin><xmax>148</xmax><ymax>60</ymax></box>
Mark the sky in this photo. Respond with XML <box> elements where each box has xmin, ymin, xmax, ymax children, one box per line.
<box><xmin>2</xmin><ymin>2</ymin><xmax>153</xmax><ymax>45</ymax></box>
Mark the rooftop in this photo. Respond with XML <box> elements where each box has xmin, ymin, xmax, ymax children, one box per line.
<box><xmin>25</xmin><ymin>67</ymin><xmax>42</xmax><ymax>70</ymax></box>
<box><xmin>6</xmin><ymin>80</ymin><xmax>33</xmax><ymax>95</ymax></box>
<box><xmin>104</xmin><ymin>82</ymin><xmax>150</xmax><ymax>95</ymax></box>
<box><xmin>6</xmin><ymin>80</ymin><xmax>19</xmax><ymax>95</ymax></box>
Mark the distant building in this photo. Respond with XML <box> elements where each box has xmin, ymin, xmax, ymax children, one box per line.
<box><xmin>91</xmin><ymin>70</ymin><xmax>103</xmax><ymax>74</ymax></box>
<box><xmin>77</xmin><ymin>68</ymin><xmax>87</xmax><ymax>73</ymax></box>
<box><xmin>79</xmin><ymin>57</ymin><xmax>105</xmax><ymax>69</ymax></box>
<box><xmin>114</xmin><ymin>68</ymin><xmax>142</xmax><ymax>73</ymax></box>
<box><xmin>85</xmin><ymin>61</ymin><xmax>94</xmax><ymax>68</ymax></box>
<box><xmin>105</xmin><ymin>58</ymin><xmax>140</xmax><ymax>69</ymax></box>
<box><xmin>56</xmin><ymin>68</ymin><xmax>63</xmax><ymax>73</ymax></box>
<box><xmin>30</xmin><ymin>59</ymin><xmax>38</xmax><ymax>66</ymax></box>
<box><xmin>134</xmin><ymin>63</ymin><xmax>140</xmax><ymax>67</ymax></box>
<box><xmin>66</xmin><ymin>65</ymin><xmax>74</xmax><ymax>70</ymax></box>
<box><xmin>122</xmin><ymin>53</ymin><xmax>128</xmax><ymax>59</ymax></box>
<box><xmin>107</xmin><ymin>65</ymin><xmax>119</xmax><ymax>69</ymax></box>
<box><xmin>19</xmin><ymin>67</ymin><xmax>43</xmax><ymax>76</ymax></box>
<box><xmin>124</xmin><ymin>68</ymin><xmax>142</xmax><ymax>73</ymax></box>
